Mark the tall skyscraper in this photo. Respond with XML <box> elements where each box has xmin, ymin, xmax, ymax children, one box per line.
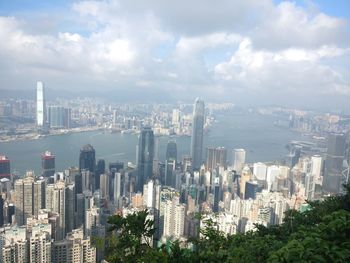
<box><xmin>166</xmin><ymin>140</ymin><xmax>177</xmax><ymax>162</ymax></box>
<box><xmin>41</xmin><ymin>151</ymin><xmax>55</xmax><ymax>178</ymax></box>
<box><xmin>233</xmin><ymin>149</ymin><xmax>246</xmax><ymax>174</ymax></box>
<box><xmin>36</xmin><ymin>81</ymin><xmax>46</xmax><ymax>127</ymax></box>
<box><xmin>190</xmin><ymin>98</ymin><xmax>205</xmax><ymax>171</ymax></box>
<box><xmin>323</xmin><ymin>133</ymin><xmax>346</xmax><ymax>193</ymax></box>
<box><xmin>79</xmin><ymin>144</ymin><xmax>96</xmax><ymax>173</ymax></box>
<box><xmin>0</xmin><ymin>155</ymin><xmax>10</xmax><ymax>179</ymax></box>
<box><xmin>137</xmin><ymin>127</ymin><xmax>154</xmax><ymax>192</ymax></box>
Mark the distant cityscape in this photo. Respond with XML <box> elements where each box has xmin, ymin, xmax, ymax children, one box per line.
<box><xmin>0</xmin><ymin>81</ymin><xmax>350</xmax><ymax>262</ymax></box>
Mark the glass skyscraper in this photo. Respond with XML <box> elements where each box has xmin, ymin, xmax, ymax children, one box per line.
<box><xmin>190</xmin><ymin>98</ymin><xmax>205</xmax><ymax>171</ymax></box>
<box><xmin>137</xmin><ymin>127</ymin><xmax>154</xmax><ymax>192</ymax></box>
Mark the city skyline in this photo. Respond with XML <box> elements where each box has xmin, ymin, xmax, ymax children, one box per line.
<box><xmin>0</xmin><ymin>1</ymin><xmax>349</xmax><ymax>110</ymax></box>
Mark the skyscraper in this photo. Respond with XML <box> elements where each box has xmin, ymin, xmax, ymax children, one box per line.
<box><xmin>166</xmin><ymin>141</ymin><xmax>177</xmax><ymax>162</ymax></box>
<box><xmin>190</xmin><ymin>98</ymin><xmax>205</xmax><ymax>171</ymax></box>
<box><xmin>233</xmin><ymin>149</ymin><xmax>246</xmax><ymax>174</ymax></box>
<box><xmin>41</xmin><ymin>151</ymin><xmax>55</xmax><ymax>178</ymax></box>
<box><xmin>206</xmin><ymin>146</ymin><xmax>227</xmax><ymax>171</ymax></box>
<box><xmin>79</xmin><ymin>144</ymin><xmax>96</xmax><ymax>173</ymax></box>
<box><xmin>48</xmin><ymin>106</ymin><xmax>70</xmax><ymax>129</ymax></box>
<box><xmin>137</xmin><ymin>127</ymin><xmax>154</xmax><ymax>192</ymax></box>
<box><xmin>36</xmin><ymin>81</ymin><xmax>46</xmax><ymax>127</ymax></box>
<box><xmin>0</xmin><ymin>155</ymin><xmax>10</xmax><ymax>179</ymax></box>
<box><xmin>323</xmin><ymin>133</ymin><xmax>346</xmax><ymax>193</ymax></box>
<box><xmin>14</xmin><ymin>175</ymin><xmax>45</xmax><ymax>226</ymax></box>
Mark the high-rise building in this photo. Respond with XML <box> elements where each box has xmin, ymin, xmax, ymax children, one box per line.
<box><xmin>190</xmin><ymin>98</ymin><xmax>205</xmax><ymax>171</ymax></box>
<box><xmin>14</xmin><ymin>174</ymin><xmax>45</xmax><ymax>226</ymax></box>
<box><xmin>0</xmin><ymin>226</ymin><xmax>27</xmax><ymax>263</ymax></box>
<box><xmin>137</xmin><ymin>127</ymin><xmax>154</xmax><ymax>192</ymax></box>
<box><xmin>0</xmin><ymin>155</ymin><xmax>10</xmax><ymax>179</ymax></box>
<box><xmin>206</xmin><ymin>147</ymin><xmax>227</xmax><ymax>171</ymax></box>
<box><xmin>311</xmin><ymin>155</ymin><xmax>322</xmax><ymax>180</ymax></box>
<box><xmin>42</xmin><ymin>151</ymin><xmax>55</xmax><ymax>178</ymax></box>
<box><xmin>51</xmin><ymin>228</ymin><xmax>96</xmax><ymax>263</ymax></box>
<box><xmin>163</xmin><ymin>197</ymin><xmax>185</xmax><ymax>238</ymax></box>
<box><xmin>79</xmin><ymin>144</ymin><xmax>96</xmax><ymax>173</ymax></box>
<box><xmin>95</xmin><ymin>159</ymin><xmax>105</xmax><ymax>190</ymax></box>
<box><xmin>323</xmin><ymin>133</ymin><xmax>346</xmax><ymax>193</ymax></box>
<box><xmin>253</xmin><ymin>162</ymin><xmax>267</xmax><ymax>181</ymax></box>
<box><xmin>36</xmin><ymin>81</ymin><xmax>46</xmax><ymax>127</ymax></box>
<box><xmin>46</xmin><ymin>181</ymin><xmax>66</xmax><ymax>240</ymax></box>
<box><xmin>166</xmin><ymin>141</ymin><xmax>177</xmax><ymax>162</ymax></box>
<box><xmin>48</xmin><ymin>106</ymin><xmax>70</xmax><ymax>129</ymax></box>
<box><xmin>233</xmin><ymin>149</ymin><xmax>246</xmax><ymax>174</ymax></box>
<box><xmin>28</xmin><ymin>224</ymin><xmax>52</xmax><ymax>263</ymax></box>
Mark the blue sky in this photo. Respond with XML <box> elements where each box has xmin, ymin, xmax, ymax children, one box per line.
<box><xmin>0</xmin><ymin>0</ymin><xmax>349</xmax><ymax>109</ymax></box>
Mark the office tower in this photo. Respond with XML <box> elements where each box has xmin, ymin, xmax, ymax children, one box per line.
<box><xmin>213</xmin><ymin>177</ymin><xmax>220</xmax><ymax>212</ymax></box>
<box><xmin>190</xmin><ymin>98</ymin><xmax>205</xmax><ymax>170</ymax></box>
<box><xmin>323</xmin><ymin>133</ymin><xmax>346</xmax><ymax>193</ymax></box>
<box><xmin>100</xmin><ymin>174</ymin><xmax>109</xmax><ymax>200</ymax></box>
<box><xmin>233</xmin><ymin>149</ymin><xmax>246</xmax><ymax>174</ymax></box>
<box><xmin>75</xmin><ymin>193</ymin><xmax>84</xmax><ymax>229</ymax></box>
<box><xmin>95</xmin><ymin>159</ymin><xmax>105</xmax><ymax>190</ymax></box>
<box><xmin>137</xmin><ymin>127</ymin><xmax>154</xmax><ymax>192</ymax></box>
<box><xmin>42</xmin><ymin>151</ymin><xmax>55</xmax><ymax>178</ymax></box>
<box><xmin>245</xmin><ymin>181</ymin><xmax>258</xmax><ymax>199</ymax></box>
<box><xmin>0</xmin><ymin>226</ymin><xmax>27</xmax><ymax>263</ymax></box>
<box><xmin>14</xmin><ymin>176</ymin><xmax>45</xmax><ymax>226</ymax></box>
<box><xmin>165</xmin><ymin>160</ymin><xmax>176</xmax><ymax>187</ymax></box>
<box><xmin>239</xmin><ymin>166</ymin><xmax>252</xmax><ymax>198</ymax></box>
<box><xmin>109</xmin><ymin>161</ymin><xmax>124</xmax><ymax>173</ymax></box>
<box><xmin>166</xmin><ymin>140</ymin><xmax>177</xmax><ymax>162</ymax></box>
<box><xmin>0</xmin><ymin>155</ymin><xmax>10</xmax><ymax>179</ymax></box>
<box><xmin>311</xmin><ymin>155</ymin><xmax>322</xmax><ymax>180</ymax></box>
<box><xmin>79</xmin><ymin>144</ymin><xmax>96</xmax><ymax>173</ymax></box>
<box><xmin>114</xmin><ymin>172</ymin><xmax>121</xmax><ymax>206</ymax></box>
<box><xmin>46</xmin><ymin>181</ymin><xmax>66</xmax><ymax>240</ymax></box>
<box><xmin>65</xmin><ymin>183</ymin><xmax>75</xmax><ymax>234</ymax></box>
<box><xmin>81</xmin><ymin>169</ymin><xmax>92</xmax><ymax>192</ymax></box>
<box><xmin>52</xmin><ymin>228</ymin><xmax>96</xmax><ymax>263</ymax></box>
<box><xmin>36</xmin><ymin>81</ymin><xmax>46</xmax><ymax>127</ymax></box>
<box><xmin>183</xmin><ymin>155</ymin><xmax>192</xmax><ymax>172</ymax></box>
<box><xmin>206</xmin><ymin>147</ymin><xmax>227</xmax><ymax>171</ymax></box>
<box><xmin>48</xmin><ymin>106</ymin><xmax>70</xmax><ymax>129</ymax></box>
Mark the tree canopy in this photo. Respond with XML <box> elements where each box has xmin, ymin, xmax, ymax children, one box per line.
<box><xmin>105</xmin><ymin>184</ymin><xmax>350</xmax><ymax>262</ymax></box>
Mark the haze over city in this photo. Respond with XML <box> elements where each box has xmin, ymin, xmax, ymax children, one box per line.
<box><xmin>0</xmin><ymin>0</ymin><xmax>350</xmax><ymax>109</ymax></box>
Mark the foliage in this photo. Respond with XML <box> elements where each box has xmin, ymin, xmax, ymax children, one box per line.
<box><xmin>105</xmin><ymin>184</ymin><xmax>350</xmax><ymax>262</ymax></box>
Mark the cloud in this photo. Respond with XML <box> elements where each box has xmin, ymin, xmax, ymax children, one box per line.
<box><xmin>0</xmin><ymin>0</ymin><xmax>349</xmax><ymax>109</ymax></box>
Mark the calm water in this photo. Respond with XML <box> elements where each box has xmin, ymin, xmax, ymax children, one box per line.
<box><xmin>0</xmin><ymin>113</ymin><xmax>303</xmax><ymax>175</ymax></box>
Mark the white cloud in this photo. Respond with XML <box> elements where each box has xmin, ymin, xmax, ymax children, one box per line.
<box><xmin>0</xmin><ymin>0</ymin><xmax>349</xmax><ymax>108</ymax></box>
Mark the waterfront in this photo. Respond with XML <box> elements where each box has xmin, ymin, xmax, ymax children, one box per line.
<box><xmin>0</xmin><ymin>113</ymin><xmax>303</xmax><ymax>175</ymax></box>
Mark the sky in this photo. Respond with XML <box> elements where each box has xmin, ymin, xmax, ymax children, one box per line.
<box><xmin>0</xmin><ymin>0</ymin><xmax>349</xmax><ymax>110</ymax></box>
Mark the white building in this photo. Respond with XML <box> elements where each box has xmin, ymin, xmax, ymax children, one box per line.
<box><xmin>0</xmin><ymin>226</ymin><xmax>27</xmax><ymax>263</ymax></box>
<box><xmin>36</xmin><ymin>81</ymin><xmax>46</xmax><ymax>127</ymax></box>
<box><xmin>232</xmin><ymin>149</ymin><xmax>246</xmax><ymax>173</ymax></box>
<box><xmin>253</xmin><ymin>162</ymin><xmax>267</xmax><ymax>181</ymax></box>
